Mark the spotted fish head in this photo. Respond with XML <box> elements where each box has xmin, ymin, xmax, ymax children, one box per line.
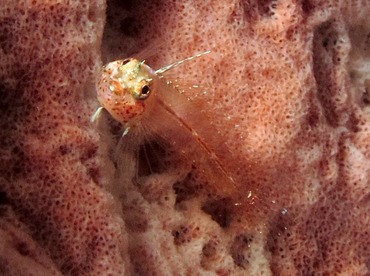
<box><xmin>96</xmin><ymin>58</ymin><xmax>156</xmax><ymax>124</ymax></box>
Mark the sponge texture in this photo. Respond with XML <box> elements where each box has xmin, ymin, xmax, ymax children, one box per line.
<box><xmin>102</xmin><ymin>0</ymin><xmax>370</xmax><ymax>274</ymax></box>
<box><xmin>0</xmin><ymin>0</ymin><xmax>369</xmax><ymax>275</ymax></box>
<box><xmin>0</xmin><ymin>1</ymin><xmax>128</xmax><ymax>275</ymax></box>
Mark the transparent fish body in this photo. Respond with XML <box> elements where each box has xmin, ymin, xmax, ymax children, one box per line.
<box><xmin>94</xmin><ymin>52</ymin><xmax>237</xmax><ymax>196</ymax></box>
<box><xmin>92</xmin><ymin>52</ymin><xmax>295</xmax><ymax>232</ymax></box>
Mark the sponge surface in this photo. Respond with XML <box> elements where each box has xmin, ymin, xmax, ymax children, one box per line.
<box><xmin>0</xmin><ymin>0</ymin><xmax>369</xmax><ymax>275</ymax></box>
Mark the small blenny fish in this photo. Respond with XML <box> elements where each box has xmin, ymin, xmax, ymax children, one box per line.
<box><xmin>92</xmin><ymin>52</ymin><xmax>292</xmax><ymax>227</ymax></box>
<box><xmin>93</xmin><ymin>51</ymin><xmax>236</xmax><ymax>195</ymax></box>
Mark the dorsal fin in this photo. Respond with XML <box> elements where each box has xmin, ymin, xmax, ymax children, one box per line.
<box><xmin>155</xmin><ymin>50</ymin><xmax>211</xmax><ymax>74</ymax></box>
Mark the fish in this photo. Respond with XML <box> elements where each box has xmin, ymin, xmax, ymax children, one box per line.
<box><xmin>92</xmin><ymin>51</ymin><xmax>237</xmax><ymax>197</ymax></box>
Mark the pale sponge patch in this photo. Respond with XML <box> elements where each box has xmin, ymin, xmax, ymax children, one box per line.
<box><xmin>0</xmin><ymin>0</ymin><xmax>369</xmax><ymax>275</ymax></box>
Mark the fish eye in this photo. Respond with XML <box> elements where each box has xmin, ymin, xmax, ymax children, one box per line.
<box><xmin>142</xmin><ymin>84</ymin><xmax>150</xmax><ymax>95</ymax></box>
<box><xmin>138</xmin><ymin>84</ymin><xmax>151</xmax><ymax>100</ymax></box>
<box><xmin>135</xmin><ymin>78</ymin><xmax>153</xmax><ymax>100</ymax></box>
<box><xmin>121</xmin><ymin>58</ymin><xmax>132</xmax><ymax>65</ymax></box>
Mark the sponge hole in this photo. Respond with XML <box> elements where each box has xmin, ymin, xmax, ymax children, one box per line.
<box><xmin>202</xmin><ymin>198</ymin><xmax>233</xmax><ymax>228</ymax></box>
<box><xmin>230</xmin><ymin>234</ymin><xmax>253</xmax><ymax>269</ymax></box>
<box><xmin>172</xmin><ymin>224</ymin><xmax>200</xmax><ymax>245</ymax></box>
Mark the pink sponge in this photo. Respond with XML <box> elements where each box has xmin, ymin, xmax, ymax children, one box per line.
<box><xmin>0</xmin><ymin>0</ymin><xmax>369</xmax><ymax>275</ymax></box>
<box><xmin>0</xmin><ymin>1</ymin><xmax>127</xmax><ymax>275</ymax></box>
